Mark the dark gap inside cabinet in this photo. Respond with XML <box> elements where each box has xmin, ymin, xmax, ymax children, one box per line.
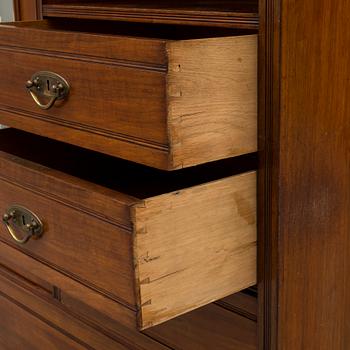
<box><xmin>0</xmin><ymin>128</ymin><xmax>257</xmax><ymax>199</ymax></box>
<box><xmin>12</xmin><ymin>18</ymin><xmax>255</xmax><ymax>39</ymax></box>
<box><xmin>41</xmin><ymin>0</ymin><xmax>259</xmax><ymax>29</ymax></box>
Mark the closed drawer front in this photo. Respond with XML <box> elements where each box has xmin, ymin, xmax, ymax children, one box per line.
<box><xmin>0</xmin><ymin>295</ymin><xmax>85</xmax><ymax>350</ymax></box>
<box><xmin>0</xmin><ymin>248</ymin><xmax>256</xmax><ymax>350</ymax></box>
<box><xmin>0</xmin><ymin>20</ymin><xmax>257</xmax><ymax>170</ymax></box>
<box><xmin>0</xmin><ymin>129</ymin><xmax>257</xmax><ymax>329</ymax></box>
<box><xmin>0</xmin><ymin>257</ymin><xmax>165</xmax><ymax>350</ymax></box>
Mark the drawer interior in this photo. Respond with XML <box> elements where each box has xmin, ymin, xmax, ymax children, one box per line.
<box><xmin>0</xmin><ymin>128</ymin><xmax>257</xmax><ymax>199</ymax></box>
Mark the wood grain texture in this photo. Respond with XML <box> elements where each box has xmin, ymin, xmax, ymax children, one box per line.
<box><xmin>0</xmin><ymin>20</ymin><xmax>257</xmax><ymax>169</ymax></box>
<box><xmin>0</xmin><ymin>50</ymin><xmax>168</xmax><ymax>144</ymax></box>
<box><xmin>258</xmin><ymin>0</ymin><xmax>280</xmax><ymax>348</ymax></box>
<box><xmin>259</xmin><ymin>0</ymin><xmax>350</xmax><ymax>349</ymax></box>
<box><xmin>132</xmin><ymin>172</ymin><xmax>257</xmax><ymax>328</ymax></box>
<box><xmin>167</xmin><ymin>35</ymin><xmax>257</xmax><ymax>168</ymax></box>
<box><xmin>0</xmin><ymin>20</ymin><xmax>168</xmax><ymax>65</ymax></box>
<box><xmin>0</xmin><ymin>295</ymin><xmax>86</xmax><ymax>350</ymax></box>
<box><xmin>0</xmin><ymin>269</ymin><xmax>133</xmax><ymax>350</ymax></box>
<box><xmin>279</xmin><ymin>0</ymin><xmax>350</xmax><ymax>349</ymax></box>
<box><xmin>42</xmin><ymin>0</ymin><xmax>259</xmax><ymax>29</ymax></box>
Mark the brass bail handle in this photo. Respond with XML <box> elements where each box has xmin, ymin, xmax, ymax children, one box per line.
<box><xmin>26</xmin><ymin>71</ymin><xmax>70</xmax><ymax>110</ymax></box>
<box><xmin>26</xmin><ymin>79</ymin><xmax>60</xmax><ymax>110</ymax></box>
<box><xmin>2</xmin><ymin>206</ymin><xmax>44</xmax><ymax>245</ymax></box>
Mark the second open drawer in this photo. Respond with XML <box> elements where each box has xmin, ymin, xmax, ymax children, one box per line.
<box><xmin>0</xmin><ymin>129</ymin><xmax>256</xmax><ymax>329</ymax></box>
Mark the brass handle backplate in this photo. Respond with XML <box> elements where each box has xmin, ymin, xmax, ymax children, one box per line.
<box><xmin>2</xmin><ymin>205</ymin><xmax>44</xmax><ymax>245</ymax></box>
<box><xmin>26</xmin><ymin>71</ymin><xmax>70</xmax><ymax>110</ymax></box>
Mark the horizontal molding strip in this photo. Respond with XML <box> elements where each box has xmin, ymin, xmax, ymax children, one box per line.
<box><xmin>0</xmin><ymin>104</ymin><xmax>169</xmax><ymax>153</ymax></box>
<box><xmin>0</xmin><ymin>288</ymin><xmax>96</xmax><ymax>350</ymax></box>
<box><xmin>0</xmin><ymin>173</ymin><xmax>133</xmax><ymax>232</ymax></box>
<box><xmin>0</xmin><ymin>45</ymin><xmax>167</xmax><ymax>72</ymax></box>
<box><xmin>0</xmin><ymin>239</ymin><xmax>137</xmax><ymax>312</ymax></box>
<box><xmin>0</xmin><ymin>278</ymin><xmax>144</xmax><ymax>348</ymax></box>
<box><xmin>43</xmin><ymin>6</ymin><xmax>259</xmax><ymax>29</ymax></box>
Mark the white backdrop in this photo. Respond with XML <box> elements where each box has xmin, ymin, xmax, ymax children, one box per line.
<box><xmin>0</xmin><ymin>0</ymin><xmax>14</xmax><ymax>22</ymax></box>
<box><xmin>0</xmin><ymin>0</ymin><xmax>13</xmax><ymax>129</ymax></box>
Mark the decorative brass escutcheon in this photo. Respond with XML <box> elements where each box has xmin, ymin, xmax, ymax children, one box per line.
<box><xmin>26</xmin><ymin>71</ymin><xmax>70</xmax><ymax>110</ymax></box>
<box><xmin>2</xmin><ymin>205</ymin><xmax>44</xmax><ymax>244</ymax></box>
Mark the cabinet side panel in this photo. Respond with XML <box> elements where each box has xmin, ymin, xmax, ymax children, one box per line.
<box><xmin>264</xmin><ymin>0</ymin><xmax>350</xmax><ymax>349</ymax></box>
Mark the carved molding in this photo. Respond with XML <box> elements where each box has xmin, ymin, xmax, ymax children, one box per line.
<box><xmin>258</xmin><ymin>0</ymin><xmax>281</xmax><ymax>349</ymax></box>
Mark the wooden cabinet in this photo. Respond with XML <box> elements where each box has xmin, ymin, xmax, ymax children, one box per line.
<box><xmin>0</xmin><ymin>2</ymin><xmax>259</xmax><ymax>346</ymax></box>
<box><xmin>1</xmin><ymin>0</ymin><xmax>348</xmax><ymax>349</ymax></box>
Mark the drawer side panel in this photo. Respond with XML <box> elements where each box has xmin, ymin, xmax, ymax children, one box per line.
<box><xmin>167</xmin><ymin>35</ymin><xmax>258</xmax><ymax>168</ymax></box>
<box><xmin>132</xmin><ymin>171</ymin><xmax>257</xmax><ymax>328</ymax></box>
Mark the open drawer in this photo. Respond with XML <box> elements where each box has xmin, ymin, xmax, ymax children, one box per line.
<box><xmin>0</xmin><ymin>19</ymin><xmax>257</xmax><ymax>170</ymax></box>
<box><xmin>0</xmin><ymin>129</ymin><xmax>256</xmax><ymax>329</ymax></box>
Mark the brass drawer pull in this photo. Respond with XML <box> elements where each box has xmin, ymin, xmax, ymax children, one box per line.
<box><xmin>2</xmin><ymin>205</ymin><xmax>44</xmax><ymax>244</ymax></box>
<box><xmin>26</xmin><ymin>71</ymin><xmax>70</xmax><ymax>110</ymax></box>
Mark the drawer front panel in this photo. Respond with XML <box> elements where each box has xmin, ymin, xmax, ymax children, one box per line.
<box><xmin>0</xmin><ymin>50</ymin><xmax>167</xmax><ymax>145</ymax></box>
<box><xmin>0</xmin><ymin>174</ymin><xmax>136</xmax><ymax>306</ymax></box>
<box><xmin>0</xmin><ymin>265</ymin><xmax>134</xmax><ymax>350</ymax></box>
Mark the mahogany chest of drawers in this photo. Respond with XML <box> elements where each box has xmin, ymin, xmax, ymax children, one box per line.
<box><xmin>0</xmin><ymin>1</ymin><xmax>259</xmax><ymax>348</ymax></box>
<box><xmin>2</xmin><ymin>0</ymin><xmax>350</xmax><ymax>349</ymax></box>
